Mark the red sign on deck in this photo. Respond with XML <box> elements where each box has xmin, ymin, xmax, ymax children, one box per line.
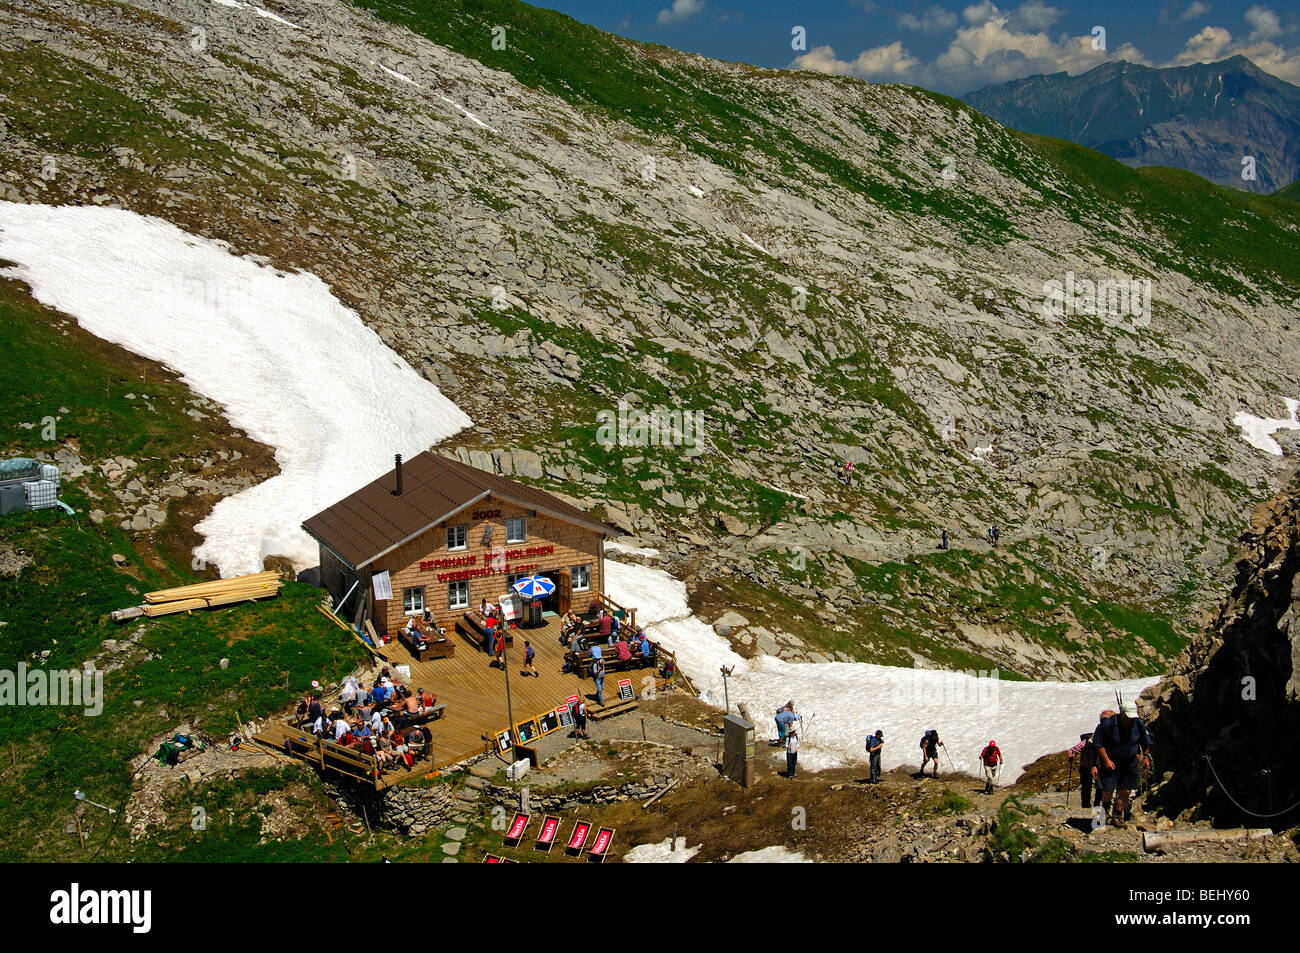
<box><xmin>589</xmin><ymin>827</ymin><xmax>613</xmax><ymax>855</ymax></box>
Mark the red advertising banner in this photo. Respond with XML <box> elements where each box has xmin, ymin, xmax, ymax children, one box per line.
<box><xmin>483</xmin><ymin>854</ymin><xmax>502</xmax><ymax>863</ymax></box>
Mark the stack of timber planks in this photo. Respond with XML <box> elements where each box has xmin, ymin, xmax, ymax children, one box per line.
<box><xmin>111</xmin><ymin>571</ymin><xmax>282</xmax><ymax>622</ymax></box>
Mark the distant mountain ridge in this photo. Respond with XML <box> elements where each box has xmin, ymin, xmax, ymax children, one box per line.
<box><xmin>963</xmin><ymin>56</ymin><xmax>1300</xmax><ymax>192</ymax></box>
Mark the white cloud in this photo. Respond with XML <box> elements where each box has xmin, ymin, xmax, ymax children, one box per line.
<box><xmin>1244</xmin><ymin>5</ymin><xmax>1282</xmax><ymax>41</ymax></box>
<box><xmin>793</xmin><ymin>0</ymin><xmax>1300</xmax><ymax>93</ymax></box>
<box><xmin>963</xmin><ymin>1</ymin><xmax>999</xmax><ymax>26</ymax></box>
<box><xmin>656</xmin><ymin>0</ymin><xmax>704</xmax><ymax>26</ymax></box>
<box><xmin>898</xmin><ymin>5</ymin><xmax>958</xmax><ymax>33</ymax></box>
<box><xmin>1173</xmin><ymin>25</ymin><xmax>1234</xmax><ymax>63</ymax></box>
<box><xmin>791</xmin><ymin>42</ymin><xmax>921</xmax><ymax>80</ymax></box>
<box><xmin>1011</xmin><ymin>0</ymin><xmax>1062</xmax><ymax>31</ymax></box>
<box><xmin>1169</xmin><ymin>15</ymin><xmax>1300</xmax><ymax>83</ymax></box>
<box><xmin>795</xmin><ymin>5</ymin><xmax>1146</xmax><ymax>92</ymax></box>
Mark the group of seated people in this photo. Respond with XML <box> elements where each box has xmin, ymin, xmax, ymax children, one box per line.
<box><xmin>559</xmin><ymin>606</ymin><xmax>631</xmax><ymax>646</ymax></box>
<box><xmin>400</xmin><ymin>611</ymin><xmax>446</xmax><ymax>649</ymax></box>
<box><xmin>298</xmin><ymin>669</ymin><xmax>437</xmax><ymax>774</ymax></box>
<box><xmin>561</xmin><ymin>626</ymin><xmax>657</xmax><ymax>673</ymax></box>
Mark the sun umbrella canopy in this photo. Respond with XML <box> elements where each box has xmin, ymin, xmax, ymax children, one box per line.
<box><xmin>512</xmin><ymin>575</ymin><xmax>555</xmax><ymax>599</ymax></box>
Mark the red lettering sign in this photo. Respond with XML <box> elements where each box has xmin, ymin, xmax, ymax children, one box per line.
<box><xmin>420</xmin><ymin>554</ymin><xmax>478</xmax><ymax>572</ymax></box>
<box><xmin>590</xmin><ymin>828</ymin><xmax>612</xmax><ymax>855</ymax></box>
<box><xmin>505</xmin><ymin>814</ymin><xmax>529</xmax><ymax>841</ymax></box>
<box><xmin>539</xmin><ymin>817</ymin><xmax>559</xmax><ymax>844</ymax></box>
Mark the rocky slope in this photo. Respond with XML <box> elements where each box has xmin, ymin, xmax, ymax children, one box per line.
<box><xmin>1146</xmin><ymin>459</ymin><xmax>1300</xmax><ymax>827</ymax></box>
<box><xmin>3</xmin><ymin>0</ymin><xmax>1300</xmax><ymax>678</ymax></box>
<box><xmin>964</xmin><ymin>55</ymin><xmax>1300</xmax><ymax>194</ymax></box>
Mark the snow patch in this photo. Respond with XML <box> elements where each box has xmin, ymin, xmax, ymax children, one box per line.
<box><xmin>623</xmin><ymin>837</ymin><xmax>700</xmax><ymax>863</ymax></box>
<box><xmin>1233</xmin><ymin>398</ymin><xmax>1299</xmax><ymax>455</ymax></box>
<box><xmin>374</xmin><ymin>61</ymin><xmax>418</xmax><ymax>85</ymax></box>
<box><xmin>606</xmin><ymin>541</ymin><xmax>661</xmax><ymax>558</ymax></box>
<box><xmin>209</xmin><ymin>0</ymin><xmax>299</xmax><ymax>29</ymax></box>
<box><xmin>606</xmin><ymin>557</ymin><xmax>1158</xmax><ymax>780</ymax></box>
<box><xmin>0</xmin><ymin>202</ymin><xmax>471</xmax><ymax>576</ymax></box>
<box><xmin>371</xmin><ymin>61</ymin><xmax>499</xmax><ymax>133</ymax></box>
<box><xmin>728</xmin><ymin>845</ymin><xmax>811</xmax><ymax>863</ymax></box>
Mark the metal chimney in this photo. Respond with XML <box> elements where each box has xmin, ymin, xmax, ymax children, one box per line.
<box><xmin>394</xmin><ymin>454</ymin><xmax>403</xmax><ymax>496</ymax></box>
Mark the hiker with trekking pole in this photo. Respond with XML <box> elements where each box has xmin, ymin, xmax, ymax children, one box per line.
<box><xmin>1092</xmin><ymin>698</ymin><xmax>1150</xmax><ymax>827</ymax></box>
<box><xmin>919</xmin><ymin>729</ymin><xmax>944</xmax><ymax>778</ymax></box>
<box><xmin>1067</xmin><ymin>731</ymin><xmax>1100</xmax><ymax>809</ymax></box>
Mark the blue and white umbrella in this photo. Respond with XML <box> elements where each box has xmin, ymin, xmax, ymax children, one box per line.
<box><xmin>512</xmin><ymin>576</ymin><xmax>556</xmax><ymax>599</ymax></box>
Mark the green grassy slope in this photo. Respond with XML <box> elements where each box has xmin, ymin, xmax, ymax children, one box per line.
<box><xmin>0</xmin><ymin>278</ymin><xmax>373</xmax><ymax>860</ymax></box>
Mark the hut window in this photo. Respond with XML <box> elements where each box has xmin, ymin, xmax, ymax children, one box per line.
<box><xmin>448</xmin><ymin>580</ymin><xmax>469</xmax><ymax>609</ymax></box>
<box><xmin>402</xmin><ymin>586</ymin><xmax>426</xmax><ymax>614</ymax></box>
<box><xmin>447</xmin><ymin>524</ymin><xmax>468</xmax><ymax>550</ymax></box>
<box><xmin>505</xmin><ymin>517</ymin><xmax>526</xmax><ymax>543</ymax></box>
<box><xmin>572</xmin><ymin>564</ymin><xmax>591</xmax><ymax>591</ymax></box>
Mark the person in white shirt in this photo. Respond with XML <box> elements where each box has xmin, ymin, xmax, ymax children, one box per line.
<box><xmin>333</xmin><ymin>717</ymin><xmax>350</xmax><ymax>743</ymax></box>
<box><xmin>785</xmin><ymin>728</ymin><xmax>800</xmax><ymax>778</ymax></box>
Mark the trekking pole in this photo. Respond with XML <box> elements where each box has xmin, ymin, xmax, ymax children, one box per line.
<box><xmin>1065</xmin><ymin>761</ymin><xmax>1073</xmax><ymax>807</ymax></box>
<box><xmin>943</xmin><ymin>744</ymin><xmax>956</xmax><ymax>772</ymax></box>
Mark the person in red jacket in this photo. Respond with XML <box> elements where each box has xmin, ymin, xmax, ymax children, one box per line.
<box><xmin>979</xmin><ymin>740</ymin><xmax>1003</xmax><ymax>793</ymax></box>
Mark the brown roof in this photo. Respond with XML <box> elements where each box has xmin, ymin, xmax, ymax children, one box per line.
<box><xmin>301</xmin><ymin>452</ymin><xmax>621</xmax><ymax>569</ymax></box>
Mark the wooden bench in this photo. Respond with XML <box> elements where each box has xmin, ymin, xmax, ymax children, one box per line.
<box><xmin>385</xmin><ymin>700</ymin><xmax>447</xmax><ymax>726</ymax></box>
<box><xmin>575</xmin><ymin>649</ymin><xmax>655</xmax><ymax>679</ymax></box>
<box><xmin>320</xmin><ymin>738</ymin><xmax>380</xmax><ymax>788</ymax></box>
<box><xmin>399</xmin><ymin>628</ymin><xmax>454</xmax><ymax>661</ymax></box>
<box><xmin>459</xmin><ymin>610</ymin><xmax>514</xmax><ymax>648</ymax></box>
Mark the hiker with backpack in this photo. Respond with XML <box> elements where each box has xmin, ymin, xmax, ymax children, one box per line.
<box><xmin>941</xmin><ymin>528</ymin><xmax>950</xmax><ymax>550</ymax></box>
<box><xmin>1091</xmin><ymin>700</ymin><xmax>1150</xmax><ymax>826</ymax></box>
<box><xmin>1067</xmin><ymin>731</ymin><xmax>1100</xmax><ymax>809</ymax></box>
<box><xmin>523</xmin><ymin>640</ymin><xmax>538</xmax><ymax>677</ymax></box>
<box><xmin>784</xmin><ymin>726</ymin><xmax>800</xmax><ymax>778</ymax></box>
<box><xmin>592</xmin><ymin>655</ymin><xmax>606</xmax><ymax>705</ymax></box>
<box><xmin>774</xmin><ymin>702</ymin><xmax>799</xmax><ymax>745</ymax></box>
<box><xmin>979</xmin><ymin>739</ymin><xmax>1003</xmax><ymax>793</ymax></box>
<box><xmin>919</xmin><ymin>729</ymin><xmax>943</xmax><ymax>777</ymax></box>
<box><xmin>867</xmin><ymin>729</ymin><xmax>884</xmax><ymax>783</ymax></box>
<box><xmin>572</xmin><ymin>698</ymin><xmax>588</xmax><ymax>739</ymax></box>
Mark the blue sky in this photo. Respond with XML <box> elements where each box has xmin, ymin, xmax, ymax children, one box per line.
<box><xmin>533</xmin><ymin>1</ymin><xmax>1300</xmax><ymax>94</ymax></box>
